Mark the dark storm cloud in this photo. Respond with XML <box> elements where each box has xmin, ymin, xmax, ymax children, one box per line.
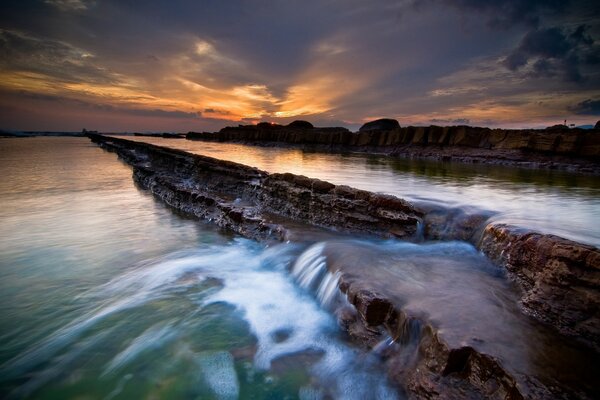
<box><xmin>504</xmin><ymin>25</ymin><xmax>599</xmax><ymax>82</ymax></box>
<box><xmin>408</xmin><ymin>0</ymin><xmax>568</xmax><ymax>28</ymax></box>
<box><xmin>569</xmin><ymin>99</ymin><xmax>600</xmax><ymax>115</ymax></box>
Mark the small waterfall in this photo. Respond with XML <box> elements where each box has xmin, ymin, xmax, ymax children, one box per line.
<box><xmin>291</xmin><ymin>243</ymin><xmax>342</xmax><ymax>308</ymax></box>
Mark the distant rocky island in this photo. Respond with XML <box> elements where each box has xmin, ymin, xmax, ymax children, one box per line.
<box><xmin>188</xmin><ymin>118</ymin><xmax>600</xmax><ymax>173</ymax></box>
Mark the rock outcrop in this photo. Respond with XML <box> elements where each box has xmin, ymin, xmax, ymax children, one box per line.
<box><xmin>359</xmin><ymin>118</ymin><xmax>401</xmax><ymax>132</ymax></box>
<box><xmin>88</xmin><ymin>134</ymin><xmax>421</xmax><ymax>242</ymax></box>
<box><xmin>187</xmin><ymin>121</ymin><xmax>600</xmax><ymax>173</ymax></box>
<box><xmin>287</xmin><ymin>120</ymin><xmax>314</xmax><ymax>129</ymax></box>
<box><xmin>478</xmin><ymin>224</ymin><xmax>600</xmax><ymax>352</ymax></box>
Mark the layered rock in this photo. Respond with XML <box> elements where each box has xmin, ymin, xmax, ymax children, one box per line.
<box><xmin>187</xmin><ymin>120</ymin><xmax>600</xmax><ymax>173</ymax></box>
<box><xmin>319</xmin><ymin>241</ymin><xmax>600</xmax><ymax>399</ymax></box>
<box><xmin>478</xmin><ymin>224</ymin><xmax>600</xmax><ymax>352</ymax></box>
<box><xmin>88</xmin><ymin>134</ymin><xmax>421</xmax><ymax>242</ymax></box>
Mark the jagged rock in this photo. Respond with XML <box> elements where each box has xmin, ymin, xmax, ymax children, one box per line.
<box><xmin>359</xmin><ymin>118</ymin><xmax>400</xmax><ymax>132</ymax></box>
<box><xmin>287</xmin><ymin>120</ymin><xmax>314</xmax><ymax>129</ymax></box>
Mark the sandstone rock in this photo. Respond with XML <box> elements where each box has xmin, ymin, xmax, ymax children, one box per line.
<box><xmin>359</xmin><ymin>118</ymin><xmax>400</xmax><ymax>132</ymax></box>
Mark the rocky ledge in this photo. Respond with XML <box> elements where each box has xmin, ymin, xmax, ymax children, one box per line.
<box><xmin>89</xmin><ymin>134</ymin><xmax>599</xmax><ymax>399</ymax></box>
<box><xmin>187</xmin><ymin>119</ymin><xmax>600</xmax><ymax>173</ymax></box>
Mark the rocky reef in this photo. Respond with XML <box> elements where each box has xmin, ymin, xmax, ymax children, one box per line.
<box><xmin>88</xmin><ymin>133</ymin><xmax>421</xmax><ymax>242</ymax></box>
<box><xmin>187</xmin><ymin>119</ymin><xmax>600</xmax><ymax>173</ymax></box>
<box><xmin>88</xmin><ymin>134</ymin><xmax>599</xmax><ymax>399</ymax></box>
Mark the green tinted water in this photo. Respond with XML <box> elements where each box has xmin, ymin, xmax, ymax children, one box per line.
<box><xmin>0</xmin><ymin>138</ymin><xmax>397</xmax><ymax>399</ymax></box>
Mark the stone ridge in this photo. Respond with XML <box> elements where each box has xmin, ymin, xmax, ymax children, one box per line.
<box><xmin>88</xmin><ymin>134</ymin><xmax>422</xmax><ymax>241</ymax></box>
<box><xmin>187</xmin><ymin>122</ymin><xmax>600</xmax><ymax>173</ymax></box>
<box><xmin>479</xmin><ymin>224</ymin><xmax>600</xmax><ymax>353</ymax></box>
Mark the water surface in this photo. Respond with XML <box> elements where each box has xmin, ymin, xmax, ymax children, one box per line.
<box><xmin>0</xmin><ymin>138</ymin><xmax>397</xmax><ymax>399</ymax></box>
<box><xmin>124</xmin><ymin>136</ymin><xmax>600</xmax><ymax>246</ymax></box>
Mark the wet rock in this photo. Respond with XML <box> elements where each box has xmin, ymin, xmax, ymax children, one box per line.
<box><xmin>478</xmin><ymin>223</ymin><xmax>600</xmax><ymax>352</ymax></box>
<box><xmin>89</xmin><ymin>134</ymin><xmax>422</xmax><ymax>241</ymax></box>
<box><xmin>359</xmin><ymin>118</ymin><xmax>401</xmax><ymax>132</ymax></box>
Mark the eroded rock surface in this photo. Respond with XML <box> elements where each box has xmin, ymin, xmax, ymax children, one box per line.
<box><xmin>88</xmin><ymin>134</ymin><xmax>421</xmax><ymax>242</ymax></box>
<box><xmin>479</xmin><ymin>224</ymin><xmax>600</xmax><ymax>353</ymax></box>
<box><xmin>187</xmin><ymin>121</ymin><xmax>600</xmax><ymax>173</ymax></box>
<box><xmin>318</xmin><ymin>241</ymin><xmax>600</xmax><ymax>399</ymax></box>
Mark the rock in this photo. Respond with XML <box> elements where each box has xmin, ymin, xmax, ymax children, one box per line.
<box><xmin>546</xmin><ymin>124</ymin><xmax>569</xmax><ymax>130</ymax></box>
<box><xmin>359</xmin><ymin>118</ymin><xmax>400</xmax><ymax>132</ymax></box>
<box><xmin>88</xmin><ymin>134</ymin><xmax>422</xmax><ymax>241</ymax></box>
<box><xmin>595</xmin><ymin>120</ymin><xmax>600</xmax><ymax>130</ymax></box>
<box><xmin>187</xmin><ymin>123</ymin><xmax>599</xmax><ymax>173</ymax></box>
<box><xmin>478</xmin><ymin>223</ymin><xmax>600</xmax><ymax>352</ymax></box>
<box><xmin>287</xmin><ymin>120</ymin><xmax>314</xmax><ymax>129</ymax></box>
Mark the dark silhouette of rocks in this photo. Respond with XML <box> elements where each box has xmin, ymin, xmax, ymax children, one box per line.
<box><xmin>287</xmin><ymin>120</ymin><xmax>314</xmax><ymax>129</ymax></box>
<box><xmin>359</xmin><ymin>118</ymin><xmax>400</xmax><ymax>132</ymax></box>
<box><xmin>88</xmin><ymin>133</ymin><xmax>600</xmax><ymax>399</ymax></box>
<box><xmin>546</xmin><ymin>124</ymin><xmax>569</xmax><ymax>130</ymax></box>
<box><xmin>595</xmin><ymin>120</ymin><xmax>600</xmax><ymax>129</ymax></box>
<box><xmin>188</xmin><ymin>119</ymin><xmax>600</xmax><ymax>173</ymax></box>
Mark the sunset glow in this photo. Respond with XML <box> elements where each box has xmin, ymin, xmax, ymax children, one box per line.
<box><xmin>1</xmin><ymin>1</ymin><xmax>599</xmax><ymax>131</ymax></box>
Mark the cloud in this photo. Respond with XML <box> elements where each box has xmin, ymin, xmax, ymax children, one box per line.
<box><xmin>44</xmin><ymin>0</ymin><xmax>94</xmax><ymax>12</ymax></box>
<box><xmin>569</xmin><ymin>99</ymin><xmax>600</xmax><ymax>115</ymax></box>
<box><xmin>503</xmin><ymin>25</ymin><xmax>599</xmax><ymax>82</ymax></box>
<box><xmin>430</xmin><ymin>118</ymin><xmax>470</xmax><ymax>125</ymax></box>
<box><xmin>0</xmin><ymin>0</ymin><xmax>599</xmax><ymax>131</ymax></box>
<box><xmin>0</xmin><ymin>29</ymin><xmax>117</xmax><ymax>85</ymax></box>
<box><xmin>406</xmin><ymin>0</ymin><xmax>568</xmax><ymax>28</ymax></box>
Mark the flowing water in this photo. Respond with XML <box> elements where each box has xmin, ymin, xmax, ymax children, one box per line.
<box><xmin>123</xmin><ymin>136</ymin><xmax>600</xmax><ymax>247</ymax></box>
<box><xmin>0</xmin><ymin>138</ymin><xmax>398</xmax><ymax>399</ymax></box>
<box><xmin>1</xmin><ymin>137</ymin><xmax>598</xmax><ymax>399</ymax></box>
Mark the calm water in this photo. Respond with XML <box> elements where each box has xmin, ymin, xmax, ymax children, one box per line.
<box><xmin>1</xmin><ymin>137</ymin><xmax>598</xmax><ymax>399</ymax></box>
<box><xmin>124</xmin><ymin>136</ymin><xmax>600</xmax><ymax>246</ymax></box>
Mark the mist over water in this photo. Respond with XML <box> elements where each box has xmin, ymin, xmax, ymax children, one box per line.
<box><xmin>127</xmin><ymin>136</ymin><xmax>600</xmax><ymax>246</ymax></box>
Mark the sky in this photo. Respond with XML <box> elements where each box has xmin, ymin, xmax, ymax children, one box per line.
<box><xmin>0</xmin><ymin>0</ymin><xmax>599</xmax><ymax>132</ymax></box>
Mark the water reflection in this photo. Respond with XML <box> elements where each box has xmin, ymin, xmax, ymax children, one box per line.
<box><xmin>124</xmin><ymin>136</ymin><xmax>600</xmax><ymax>246</ymax></box>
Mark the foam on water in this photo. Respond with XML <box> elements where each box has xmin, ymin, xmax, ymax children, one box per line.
<box><xmin>2</xmin><ymin>239</ymin><xmax>399</xmax><ymax>399</ymax></box>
